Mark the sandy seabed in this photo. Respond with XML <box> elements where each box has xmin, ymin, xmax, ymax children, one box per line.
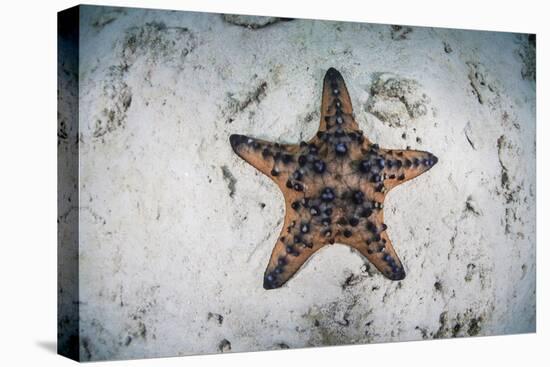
<box><xmin>58</xmin><ymin>5</ymin><xmax>535</xmax><ymax>361</ymax></box>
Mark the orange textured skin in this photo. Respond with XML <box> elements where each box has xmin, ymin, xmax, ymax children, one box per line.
<box><xmin>230</xmin><ymin>68</ymin><xmax>438</xmax><ymax>289</ymax></box>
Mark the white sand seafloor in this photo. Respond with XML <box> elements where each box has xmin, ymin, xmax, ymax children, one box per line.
<box><xmin>61</xmin><ymin>5</ymin><xmax>535</xmax><ymax>361</ymax></box>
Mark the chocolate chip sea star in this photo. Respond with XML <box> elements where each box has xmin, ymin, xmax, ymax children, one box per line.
<box><xmin>230</xmin><ymin>68</ymin><xmax>438</xmax><ymax>289</ymax></box>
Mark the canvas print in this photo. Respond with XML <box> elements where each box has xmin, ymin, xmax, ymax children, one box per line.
<box><xmin>58</xmin><ymin>5</ymin><xmax>536</xmax><ymax>362</ymax></box>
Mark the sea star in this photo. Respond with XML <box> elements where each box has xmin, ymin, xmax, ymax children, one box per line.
<box><xmin>230</xmin><ymin>68</ymin><xmax>438</xmax><ymax>289</ymax></box>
